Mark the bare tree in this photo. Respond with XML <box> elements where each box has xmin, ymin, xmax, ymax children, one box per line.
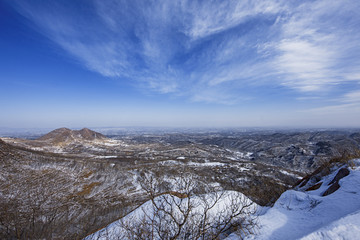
<box><xmin>0</xmin><ymin>181</ymin><xmax>73</xmax><ymax>239</ymax></box>
<box><xmin>89</xmin><ymin>172</ymin><xmax>257</xmax><ymax>240</ymax></box>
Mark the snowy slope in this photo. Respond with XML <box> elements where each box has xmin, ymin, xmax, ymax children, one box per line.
<box><xmin>85</xmin><ymin>191</ymin><xmax>257</xmax><ymax>240</ymax></box>
<box><xmin>85</xmin><ymin>160</ymin><xmax>360</xmax><ymax>240</ymax></box>
<box><xmin>233</xmin><ymin>159</ymin><xmax>360</xmax><ymax>240</ymax></box>
<box><xmin>301</xmin><ymin>209</ymin><xmax>360</xmax><ymax>240</ymax></box>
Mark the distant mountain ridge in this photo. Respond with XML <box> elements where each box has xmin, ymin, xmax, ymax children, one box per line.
<box><xmin>37</xmin><ymin>127</ymin><xmax>107</xmax><ymax>144</ymax></box>
<box><xmin>0</xmin><ymin>138</ymin><xmax>10</xmax><ymax>158</ymax></box>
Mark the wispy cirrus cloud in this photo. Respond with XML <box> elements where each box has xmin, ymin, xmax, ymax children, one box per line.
<box><xmin>184</xmin><ymin>0</ymin><xmax>284</xmax><ymax>40</ymax></box>
<box><xmin>272</xmin><ymin>0</ymin><xmax>360</xmax><ymax>92</ymax></box>
<box><xmin>342</xmin><ymin>90</ymin><xmax>360</xmax><ymax>103</ymax></box>
<box><xmin>304</xmin><ymin>89</ymin><xmax>360</xmax><ymax>125</ymax></box>
<box><xmin>9</xmin><ymin>0</ymin><xmax>360</xmax><ymax>105</ymax></box>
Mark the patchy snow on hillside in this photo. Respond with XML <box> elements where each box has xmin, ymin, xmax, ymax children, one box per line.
<box><xmin>231</xmin><ymin>159</ymin><xmax>360</xmax><ymax>240</ymax></box>
<box><xmin>187</xmin><ymin>161</ymin><xmax>226</xmax><ymax>167</ymax></box>
<box><xmin>279</xmin><ymin>169</ymin><xmax>303</xmax><ymax>180</ymax></box>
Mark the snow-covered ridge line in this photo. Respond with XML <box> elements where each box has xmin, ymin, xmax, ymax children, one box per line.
<box><xmin>232</xmin><ymin>159</ymin><xmax>360</xmax><ymax>240</ymax></box>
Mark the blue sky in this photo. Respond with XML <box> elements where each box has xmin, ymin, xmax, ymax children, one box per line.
<box><xmin>1</xmin><ymin>0</ymin><xmax>360</xmax><ymax>128</ymax></box>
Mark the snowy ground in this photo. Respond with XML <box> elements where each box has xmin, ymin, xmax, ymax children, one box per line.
<box><xmin>85</xmin><ymin>191</ymin><xmax>257</xmax><ymax>240</ymax></box>
<box><xmin>85</xmin><ymin>160</ymin><xmax>360</xmax><ymax>240</ymax></box>
<box><xmin>228</xmin><ymin>159</ymin><xmax>360</xmax><ymax>240</ymax></box>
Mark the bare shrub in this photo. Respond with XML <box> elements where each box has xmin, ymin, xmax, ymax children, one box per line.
<box><xmin>88</xmin><ymin>172</ymin><xmax>257</xmax><ymax>240</ymax></box>
<box><xmin>0</xmin><ymin>181</ymin><xmax>73</xmax><ymax>239</ymax></box>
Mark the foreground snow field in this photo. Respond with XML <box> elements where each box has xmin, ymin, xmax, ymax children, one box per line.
<box><xmin>236</xmin><ymin>159</ymin><xmax>360</xmax><ymax>240</ymax></box>
<box><xmin>85</xmin><ymin>160</ymin><xmax>360</xmax><ymax>240</ymax></box>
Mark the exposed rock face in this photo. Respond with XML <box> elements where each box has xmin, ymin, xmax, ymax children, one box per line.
<box><xmin>328</xmin><ymin>168</ymin><xmax>350</xmax><ymax>186</ymax></box>
<box><xmin>306</xmin><ymin>182</ymin><xmax>322</xmax><ymax>191</ymax></box>
<box><xmin>323</xmin><ymin>167</ymin><xmax>351</xmax><ymax>196</ymax></box>
<box><xmin>323</xmin><ymin>181</ymin><xmax>340</xmax><ymax>196</ymax></box>
<box><xmin>37</xmin><ymin>127</ymin><xmax>107</xmax><ymax>144</ymax></box>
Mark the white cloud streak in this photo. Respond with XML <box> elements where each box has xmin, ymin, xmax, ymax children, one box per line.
<box><xmin>10</xmin><ymin>0</ymin><xmax>360</xmax><ymax>105</ymax></box>
<box><xmin>342</xmin><ymin>90</ymin><xmax>360</xmax><ymax>103</ymax></box>
<box><xmin>185</xmin><ymin>0</ymin><xmax>283</xmax><ymax>40</ymax></box>
<box><xmin>273</xmin><ymin>0</ymin><xmax>360</xmax><ymax>92</ymax></box>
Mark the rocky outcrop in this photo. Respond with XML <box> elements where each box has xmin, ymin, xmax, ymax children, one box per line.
<box><xmin>323</xmin><ymin>181</ymin><xmax>340</xmax><ymax>196</ymax></box>
<box><xmin>323</xmin><ymin>168</ymin><xmax>350</xmax><ymax>196</ymax></box>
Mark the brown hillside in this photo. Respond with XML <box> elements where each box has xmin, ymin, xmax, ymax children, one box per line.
<box><xmin>37</xmin><ymin>128</ymin><xmax>107</xmax><ymax>144</ymax></box>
